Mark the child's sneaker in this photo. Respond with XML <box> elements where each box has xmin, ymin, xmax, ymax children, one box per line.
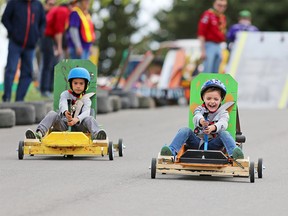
<box><xmin>232</xmin><ymin>146</ymin><xmax>244</xmax><ymax>160</ymax></box>
<box><xmin>160</xmin><ymin>145</ymin><xmax>173</xmax><ymax>156</ymax></box>
<box><xmin>92</xmin><ymin>129</ymin><xmax>107</xmax><ymax>140</ymax></box>
<box><xmin>25</xmin><ymin>129</ymin><xmax>42</xmax><ymax>140</ymax></box>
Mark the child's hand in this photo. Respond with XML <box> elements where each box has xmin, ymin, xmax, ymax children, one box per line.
<box><xmin>65</xmin><ymin>111</ymin><xmax>73</xmax><ymax>122</ymax></box>
<box><xmin>67</xmin><ymin>117</ymin><xmax>79</xmax><ymax>126</ymax></box>
<box><xmin>203</xmin><ymin>125</ymin><xmax>216</xmax><ymax>134</ymax></box>
<box><xmin>200</xmin><ymin>118</ymin><xmax>209</xmax><ymax>128</ymax></box>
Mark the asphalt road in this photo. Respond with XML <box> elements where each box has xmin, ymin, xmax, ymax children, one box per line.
<box><xmin>0</xmin><ymin>106</ymin><xmax>287</xmax><ymax>216</ymax></box>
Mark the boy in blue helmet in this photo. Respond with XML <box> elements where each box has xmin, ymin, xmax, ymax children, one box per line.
<box><xmin>25</xmin><ymin>67</ymin><xmax>106</xmax><ymax>140</ymax></box>
<box><xmin>160</xmin><ymin>79</ymin><xmax>244</xmax><ymax>160</ymax></box>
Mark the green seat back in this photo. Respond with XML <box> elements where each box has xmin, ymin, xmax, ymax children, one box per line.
<box><xmin>189</xmin><ymin>73</ymin><xmax>238</xmax><ymax>139</ymax></box>
<box><xmin>53</xmin><ymin>59</ymin><xmax>97</xmax><ymax>116</ymax></box>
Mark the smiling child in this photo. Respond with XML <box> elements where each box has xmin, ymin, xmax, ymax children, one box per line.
<box><xmin>160</xmin><ymin>79</ymin><xmax>244</xmax><ymax>160</ymax></box>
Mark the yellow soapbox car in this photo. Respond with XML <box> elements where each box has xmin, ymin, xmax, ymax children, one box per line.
<box><xmin>18</xmin><ymin>60</ymin><xmax>123</xmax><ymax>160</ymax></box>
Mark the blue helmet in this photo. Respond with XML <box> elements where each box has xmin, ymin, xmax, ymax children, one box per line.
<box><xmin>68</xmin><ymin>67</ymin><xmax>90</xmax><ymax>82</ymax></box>
<box><xmin>68</xmin><ymin>67</ymin><xmax>90</xmax><ymax>92</ymax></box>
<box><xmin>200</xmin><ymin>79</ymin><xmax>227</xmax><ymax>100</ymax></box>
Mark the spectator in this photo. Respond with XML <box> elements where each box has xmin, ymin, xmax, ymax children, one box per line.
<box><xmin>68</xmin><ymin>0</ymin><xmax>95</xmax><ymax>60</ymax></box>
<box><xmin>62</xmin><ymin>0</ymin><xmax>79</xmax><ymax>59</ymax></box>
<box><xmin>227</xmin><ymin>10</ymin><xmax>259</xmax><ymax>50</ymax></box>
<box><xmin>197</xmin><ymin>0</ymin><xmax>227</xmax><ymax>73</ymax></box>
<box><xmin>1</xmin><ymin>0</ymin><xmax>46</xmax><ymax>102</ymax></box>
<box><xmin>43</xmin><ymin>0</ymin><xmax>55</xmax><ymax>13</ymax></box>
<box><xmin>39</xmin><ymin>0</ymin><xmax>76</xmax><ymax>98</ymax></box>
<box><xmin>39</xmin><ymin>0</ymin><xmax>55</xmax><ymax>98</ymax></box>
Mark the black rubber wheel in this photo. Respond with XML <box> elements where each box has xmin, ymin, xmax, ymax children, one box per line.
<box><xmin>257</xmin><ymin>158</ymin><xmax>263</xmax><ymax>178</ymax></box>
<box><xmin>18</xmin><ymin>141</ymin><xmax>24</xmax><ymax>160</ymax></box>
<box><xmin>108</xmin><ymin>141</ymin><xmax>114</xmax><ymax>160</ymax></box>
<box><xmin>249</xmin><ymin>161</ymin><xmax>255</xmax><ymax>183</ymax></box>
<box><xmin>127</xmin><ymin>92</ymin><xmax>139</xmax><ymax>108</ymax></box>
<box><xmin>120</xmin><ymin>96</ymin><xmax>130</xmax><ymax>109</ymax></box>
<box><xmin>26</xmin><ymin>102</ymin><xmax>47</xmax><ymax>124</ymax></box>
<box><xmin>236</xmin><ymin>134</ymin><xmax>246</xmax><ymax>143</ymax></box>
<box><xmin>118</xmin><ymin>138</ymin><xmax>123</xmax><ymax>157</ymax></box>
<box><xmin>109</xmin><ymin>95</ymin><xmax>121</xmax><ymax>111</ymax></box>
<box><xmin>0</xmin><ymin>109</ymin><xmax>16</xmax><ymax>128</ymax></box>
<box><xmin>97</xmin><ymin>95</ymin><xmax>112</xmax><ymax>114</ymax></box>
<box><xmin>138</xmin><ymin>96</ymin><xmax>155</xmax><ymax>109</ymax></box>
<box><xmin>0</xmin><ymin>103</ymin><xmax>35</xmax><ymax>125</ymax></box>
<box><xmin>151</xmin><ymin>158</ymin><xmax>157</xmax><ymax>179</ymax></box>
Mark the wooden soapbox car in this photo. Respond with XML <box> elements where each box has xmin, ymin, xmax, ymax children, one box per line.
<box><xmin>18</xmin><ymin>60</ymin><xmax>123</xmax><ymax>160</ymax></box>
<box><xmin>150</xmin><ymin>73</ymin><xmax>263</xmax><ymax>183</ymax></box>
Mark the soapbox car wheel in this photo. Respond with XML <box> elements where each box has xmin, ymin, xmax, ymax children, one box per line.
<box><xmin>118</xmin><ymin>138</ymin><xmax>123</xmax><ymax>157</ymax></box>
<box><xmin>257</xmin><ymin>158</ymin><xmax>263</xmax><ymax>178</ymax></box>
<box><xmin>108</xmin><ymin>141</ymin><xmax>114</xmax><ymax>160</ymax></box>
<box><xmin>249</xmin><ymin>161</ymin><xmax>255</xmax><ymax>183</ymax></box>
<box><xmin>18</xmin><ymin>141</ymin><xmax>24</xmax><ymax>160</ymax></box>
<box><xmin>236</xmin><ymin>134</ymin><xmax>246</xmax><ymax>143</ymax></box>
<box><xmin>151</xmin><ymin>158</ymin><xmax>157</xmax><ymax>179</ymax></box>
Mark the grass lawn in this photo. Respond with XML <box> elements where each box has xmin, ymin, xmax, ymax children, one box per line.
<box><xmin>0</xmin><ymin>82</ymin><xmax>53</xmax><ymax>102</ymax></box>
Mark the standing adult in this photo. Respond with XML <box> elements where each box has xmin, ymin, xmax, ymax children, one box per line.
<box><xmin>40</xmin><ymin>0</ymin><xmax>75</xmax><ymax>97</ymax></box>
<box><xmin>197</xmin><ymin>0</ymin><xmax>227</xmax><ymax>73</ymax></box>
<box><xmin>43</xmin><ymin>0</ymin><xmax>55</xmax><ymax>13</ymax></box>
<box><xmin>68</xmin><ymin>0</ymin><xmax>95</xmax><ymax>60</ymax></box>
<box><xmin>227</xmin><ymin>10</ymin><xmax>259</xmax><ymax>50</ymax></box>
<box><xmin>39</xmin><ymin>0</ymin><xmax>55</xmax><ymax>98</ymax></box>
<box><xmin>1</xmin><ymin>0</ymin><xmax>46</xmax><ymax>102</ymax></box>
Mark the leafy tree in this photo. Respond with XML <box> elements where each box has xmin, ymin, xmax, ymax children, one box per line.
<box><xmin>226</xmin><ymin>0</ymin><xmax>288</xmax><ymax>31</ymax></box>
<box><xmin>154</xmin><ymin>0</ymin><xmax>288</xmax><ymax>42</ymax></box>
<box><xmin>96</xmin><ymin>0</ymin><xmax>140</xmax><ymax>76</ymax></box>
<box><xmin>154</xmin><ymin>0</ymin><xmax>212</xmax><ymax>41</ymax></box>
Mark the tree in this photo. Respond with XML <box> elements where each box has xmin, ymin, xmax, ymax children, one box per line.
<box><xmin>154</xmin><ymin>0</ymin><xmax>288</xmax><ymax>42</ymax></box>
<box><xmin>96</xmin><ymin>0</ymin><xmax>140</xmax><ymax>76</ymax></box>
<box><xmin>226</xmin><ymin>0</ymin><xmax>288</xmax><ymax>31</ymax></box>
<box><xmin>154</xmin><ymin>0</ymin><xmax>212</xmax><ymax>41</ymax></box>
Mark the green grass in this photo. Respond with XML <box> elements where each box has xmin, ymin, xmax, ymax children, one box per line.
<box><xmin>0</xmin><ymin>83</ymin><xmax>53</xmax><ymax>102</ymax></box>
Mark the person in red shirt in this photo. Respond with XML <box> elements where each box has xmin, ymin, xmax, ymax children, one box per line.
<box><xmin>45</xmin><ymin>2</ymin><xmax>76</xmax><ymax>57</ymax></box>
<box><xmin>197</xmin><ymin>0</ymin><xmax>227</xmax><ymax>73</ymax></box>
<box><xmin>40</xmin><ymin>0</ymin><xmax>76</xmax><ymax>97</ymax></box>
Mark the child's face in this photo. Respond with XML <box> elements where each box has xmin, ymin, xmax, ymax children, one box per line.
<box><xmin>71</xmin><ymin>78</ymin><xmax>85</xmax><ymax>94</ymax></box>
<box><xmin>203</xmin><ymin>90</ymin><xmax>222</xmax><ymax>112</ymax></box>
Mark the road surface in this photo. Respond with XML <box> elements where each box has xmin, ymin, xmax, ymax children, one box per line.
<box><xmin>0</xmin><ymin>106</ymin><xmax>287</xmax><ymax>216</ymax></box>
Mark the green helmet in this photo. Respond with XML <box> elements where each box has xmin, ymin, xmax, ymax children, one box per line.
<box><xmin>239</xmin><ymin>10</ymin><xmax>251</xmax><ymax>18</ymax></box>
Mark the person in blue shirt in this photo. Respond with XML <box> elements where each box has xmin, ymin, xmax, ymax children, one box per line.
<box><xmin>67</xmin><ymin>0</ymin><xmax>95</xmax><ymax>60</ymax></box>
<box><xmin>227</xmin><ymin>10</ymin><xmax>259</xmax><ymax>49</ymax></box>
<box><xmin>1</xmin><ymin>0</ymin><xmax>46</xmax><ymax>102</ymax></box>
